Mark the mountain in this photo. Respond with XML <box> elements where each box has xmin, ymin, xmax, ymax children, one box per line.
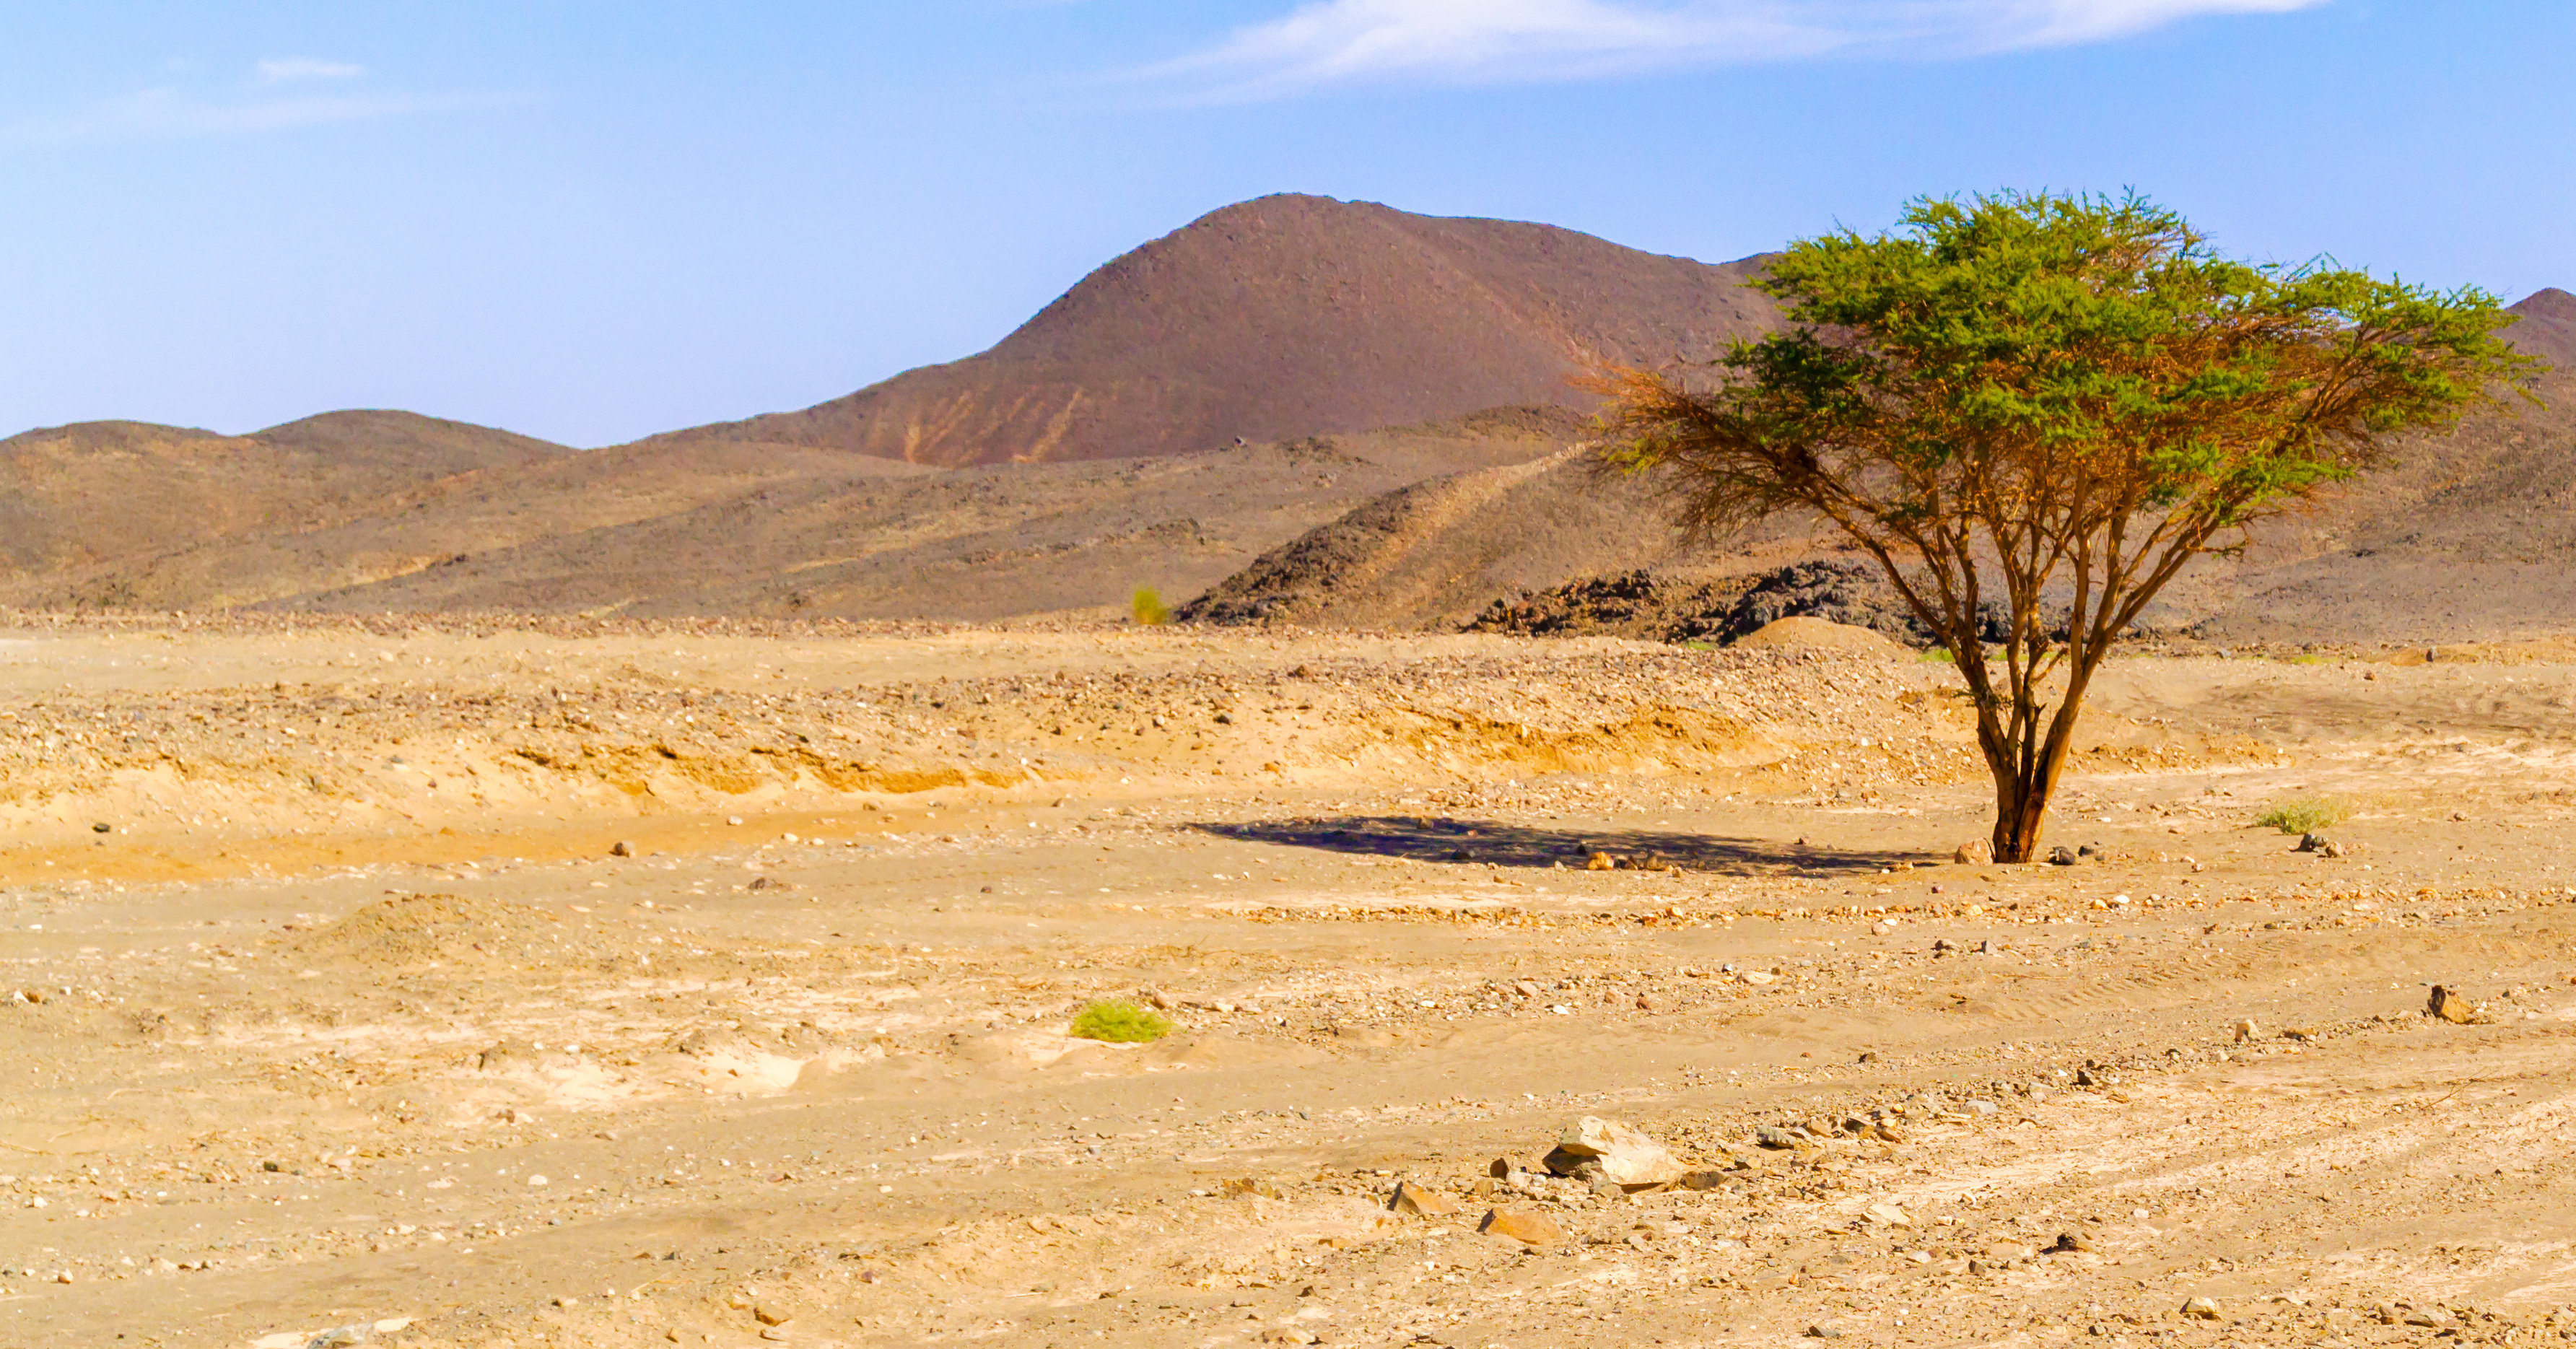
<box><xmin>2501</xmin><ymin>287</ymin><xmax>2576</xmax><ymax>367</ymax></box>
<box><xmin>629</xmin><ymin>194</ymin><xmax>1778</xmax><ymax>468</ymax></box>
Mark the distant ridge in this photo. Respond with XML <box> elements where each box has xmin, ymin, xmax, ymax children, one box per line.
<box><xmin>2503</xmin><ymin>287</ymin><xmax>2576</xmax><ymax>367</ymax></box>
<box><xmin>631</xmin><ymin>193</ymin><xmax>1779</xmax><ymax>467</ymax></box>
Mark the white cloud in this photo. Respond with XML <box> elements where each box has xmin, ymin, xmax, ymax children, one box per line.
<box><xmin>1153</xmin><ymin>0</ymin><xmax>2330</xmax><ymax>97</ymax></box>
<box><xmin>254</xmin><ymin>57</ymin><xmax>367</xmax><ymax>84</ymax></box>
<box><xmin>0</xmin><ymin>86</ymin><xmax>520</xmax><ymax>147</ymax></box>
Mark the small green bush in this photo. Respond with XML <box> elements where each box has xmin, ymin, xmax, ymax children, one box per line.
<box><xmin>2256</xmin><ymin>795</ymin><xmax>2350</xmax><ymax>834</ymax></box>
<box><xmin>1131</xmin><ymin>588</ymin><xmax>1172</xmax><ymax>626</ymax></box>
<box><xmin>1069</xmin><ymin>1000</ymin><xmax>1173</xmax><ymax>1043</ymax></box>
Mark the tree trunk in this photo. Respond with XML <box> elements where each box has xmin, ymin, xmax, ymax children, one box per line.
<box><xmin>1981</xmin><ymin>689</ymin><xmax>2084</xmax><ymax>864</ymax></box>
<box><xmin>1989</xmin><ymin>767</ymin><xmax>2051</xmax><ymax>864</ymax></box>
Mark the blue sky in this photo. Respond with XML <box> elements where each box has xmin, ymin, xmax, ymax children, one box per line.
<box><xmin>1</xmin><ymin>1</ymin><xmax>2567</xmax><ymax>447</ymax></box>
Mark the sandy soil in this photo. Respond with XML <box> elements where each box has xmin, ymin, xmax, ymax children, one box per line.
<box><xmin>4</xmin><ymin>616</ymin><xmax>2575</xmax><ymax>1349</ymax></box>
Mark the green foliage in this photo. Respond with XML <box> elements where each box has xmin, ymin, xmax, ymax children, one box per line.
<box><xmin>1130</xmin><ymin>588</ymin><xmax>1173</xmax><ymax>627</ymax></box>
<box><xmin>1594</xmin><ymin>190</ymin><xmax>2542</xmax><ymax>863</ymax></box>
<box><xmin>1069</xmin><ymin>1000</ymin><xmax>1173</xmax><ymax>1043</ymax></box>
<box><xmin>2257</xmin><ymin>796</ymin><xmax>2350</xmax><ymax>834</ymax></box>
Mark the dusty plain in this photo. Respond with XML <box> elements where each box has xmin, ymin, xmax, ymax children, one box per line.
<box><xmin>3</xmin><ymin>616</ymin><xmax>2574</xmax><ymax>1349</ymax></box>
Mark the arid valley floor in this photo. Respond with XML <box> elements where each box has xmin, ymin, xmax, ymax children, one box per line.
<box><xmin>4</xmin><ymin>618</ymin><xmax>2575</xmax><ymax>1349</ymax></box>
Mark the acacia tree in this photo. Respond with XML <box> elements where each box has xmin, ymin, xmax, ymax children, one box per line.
<box><xmin>1598</xmin><ymin>193</ymin><xmax>2542</xmax><ymax>863</ymax></box>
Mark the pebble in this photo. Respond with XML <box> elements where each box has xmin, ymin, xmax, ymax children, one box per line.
<box><xmin>1387</xmin><ymin>1181</ymin><xmax>1457</xmax><ymax>1217</ymax></box>
<box><xmin>2181</xmin><ymin>1296</ymin><xmax>2222</xmax><ymax>1321</ymax></box>
<box><xmin>2233</xmin><ymin>1018</ymin><xmax>2259</xmax><ymax>1043</ymax></box>
<box><xmin>610</xmin><ymin>839</ymin><xmax>635</xmax><ymax>857</ymax></box>
<box><xmin>1477</xmin><ymin>1208</ymin><xmax>1566</xmax><ymax>1247</ymax></box>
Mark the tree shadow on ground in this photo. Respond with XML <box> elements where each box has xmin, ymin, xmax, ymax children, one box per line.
<box><xmin>1188</xmin><ymin>815</ymin><xmax>1932</xmax><ymax>878</ymax></box>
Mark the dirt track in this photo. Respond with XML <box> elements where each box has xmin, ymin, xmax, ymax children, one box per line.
<box><xmin>4</xmin><ymin>618</ymin><xmax>2574</xmax><ymax>1348</ymax></box>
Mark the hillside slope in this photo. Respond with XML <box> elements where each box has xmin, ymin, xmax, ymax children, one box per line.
<box><xmin>1181</xmin><ymin>290</ymin><xmax>2576</xmax><ymax>643</ymax></box>
<box><xmin>0</xmin><ymin>412</ymin><xmax>572</xmax><ymax>605</ymax></box>
<box><xmin>633</xmin><ymin>194</ymin><xmax>1777</xmax><ymax>468</ymax></box>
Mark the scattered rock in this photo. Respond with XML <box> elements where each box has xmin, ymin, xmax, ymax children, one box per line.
<box><xmin>2048</xmin><ymin>846</ymin><xmax>2079</xmax><ymax>866</ymax></box>
<box><xmin>1863</xmin><ymin>1201</ymin><xmax>1911</xmax><ymax>1227</ymax></box>
<box><xmin>1544</xmin><ymin>1117</ymin><xmax>1684</xmax><ymax>1188</ymax></box>
<box><xmin>1220</xmin><ymin>1177</ymin><xmax>1282</xmax><ymax>1200</ymax></box>
<box><xmin>1754</xmin><ymin>1125</ymin><xmax>1802</xmax><ymax>1150</ymax></box>
<box><xmin>1953</xmin><ymin>838</ymin><xmax>1992</xmax><ymax>865</ymax></box>
<box><xmin>1477</xmin><ymin>1208</ymin><xmax>1566</xmax><ymax>1247</ymax></box>
<box><xmin>1585</xmin><ymin>852</ymin><xmax>1617</xmax><ymax>871</ymax></box>
<box><xmin>1487</xmin><ymin>1157</ymin><xmax>1514</xmax><ymax>1179</ymax></box>
<box><xmin>2429</xmin><ymin>985</ymin><xmax>2485</xmax><ymax>1024</ymax></box>
<box><xmin>2181</xmin><ymin>1296</ymin><xmax>2222</xmax><ymax>1321</ymax></box>
<box><xmin>1387</xmin><ymin>1181</ymin><xmax>1457</xmax><ymax>1216</ymax></box>
<box><xmin>1806</xmin><ymin>1324</ymin><xmax>1848</xmax><ymax>1339</ymax></box>
<box><xmin>2233</xmin><ymin>1018</ymin><xmax>2259</xmax><ymax>1043</ymax></box>
<box><xmin>609</xmin><ymin>839</ymin><xmax>635</xmax><ymax>857</ymax></box>
<box><xmin>754</xmin><ymin>1306</ymin><xmax>792</xmax><ymax>1327</ymax></box>
<box><xmin>2051</xmin><ymin>1232</ymin><xmax>2092</xmax><ymax>1253</ymax></box>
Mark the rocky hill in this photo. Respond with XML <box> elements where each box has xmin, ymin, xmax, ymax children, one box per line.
<box><xmin>629</xmin><ymin>194</ymin><xmax>1778</xmax><ymax>467</ymax></box>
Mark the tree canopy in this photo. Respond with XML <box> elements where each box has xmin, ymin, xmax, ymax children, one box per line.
<box><xmin>1599</xmin><ymin>191</ymin><xmax>2545</xmax><ymax>862</ymax></box>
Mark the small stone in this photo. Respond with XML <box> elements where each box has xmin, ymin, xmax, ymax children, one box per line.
<box><xmin>1220</xmin><ymin>1176</ymin><xmax>1282</xmax><ymax>1200</ymax></box>
<box><xmin>2048</xmin><ymin>846</ymin><xmax>2079</xmax><ymax>866</ymax></box>
<box><xmin>2429</xmin><ymin>985</ymin><xmax>2482</xmax><ymax>1024</ymax></box>
<box><xmin>1806</xmin><ymin>1324</ymin><xmax>1847</xmax><ymax>1339</ymax></box>
<box><xmin>1546</xmin><ymin>1117</ymin><xmax>1684</xmax><ymax>1187</ymax></box>
<box><xmin>2051</xmin><ymin>1231</ymin><xmax>2092</xmax><ymax>1253</ymax></box>
<box><xmin>92</xmin><ymin>821</ymin><xmax>113</xmax><ymax>834</ymax></box>
<box><xmin>1754</xmin><ymin>1125</ymin><xmax>1801</xmax><ymax>1149</ymax></box>
<box><xmin>2401</xmin><ymin>1306</ymin><xmax>2453</xmax><ymax>1328</ymax></box>
<box><xmin>754</xmin><ymin>1306</ymin><xmax>791</xmax><ymax>1327</ymax></box>
<box><xmin>1677</xmin><ymin>1169</ymin><xmax>1732</xmax><ymax>1191</ymax></box>
<box><xmin>302</xmin><ymin>1327</ymin><xmax>368</xmax><ymax>1348</ymax></box>
<box><xmin>2233</xmin><ymin>1018</ymin><xmax>2259</xmax><ymax>1043</ymax></box>
<box><xmin>1387</xmin><ymin>1181</ymin><xmax>1457</xmax><ymax>1217</ymax></box>
<box><xmin>610</xmin><ymin>840</ymin><xmax>635</xmax><ymax>857</ymax></box>
<box><xmin>1954</xmin><ymin>838</ymin><xmax>1993</xmax><ymax>865</ymax></box>
<box><xmin>727</xmin><ymin>816</ymin><xmax>745</xmax><ymax>826</ymax></box>
<box><xmin>1488</xmin><ymin>1157</ymin><xmax>1514</xmax><ymax>1179</ymax></box>
<box><xmin>1586</xmin><ymin>852</ymin><xmax>1617</xmax><ymax>871</ymax></box>
<box><xmin>2181</xmin><ymin>1296</ymin><xmax>2222</xmax><ymax>1321</ymax></box>
<box><xmin>1864</xmin><ymin>1201</ymin><xmax>1911</xmax><ymax>1228</ymax></box>
<box><xmin>1477</xmin><ymin>1208</ymin><xmax>1566</xmax><ymax>1247</ymax></box>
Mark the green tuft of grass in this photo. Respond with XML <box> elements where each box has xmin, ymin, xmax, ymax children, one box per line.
<box><xmin>1131</xmin><ymin>588</ymin><xmax>1173</xmax><ymax>627</ymax></box>
<box><xmin>1069</xmin><ymin>1000</ymin><xmax>1174</xmax><ymax>1043</ymax></box>
<box><xmin>2256</xmin><ymin>795</ymin><xmax>2350</xmax><ymax>834</ymax></box>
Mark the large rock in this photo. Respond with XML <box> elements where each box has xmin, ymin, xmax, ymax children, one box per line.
<box><xmin>1543</xmin><ymin>1117</ymin><xmax>1684</xmax><ymax>1189</ymax></box>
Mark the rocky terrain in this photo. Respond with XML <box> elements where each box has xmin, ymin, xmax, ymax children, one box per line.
<box><xmin>4</xmin><ymin>615</ymin><xmax>2576</xmax><ymax>1348</ymax></box>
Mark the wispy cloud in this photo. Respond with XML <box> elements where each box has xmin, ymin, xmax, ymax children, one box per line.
<box><xmin>0</xmin><ymin>60</ymin><xmax>519</xmax><ymax>148</ymax></box>
<box><xmin>254</xmin><ymin>56</ymin><xmax>367</xmax><ymax>84</ymax></box>
<box><xmin>1151</xmin><ymin>0</ymin><xmax>2330</xmax><ymax>98</ymax></box>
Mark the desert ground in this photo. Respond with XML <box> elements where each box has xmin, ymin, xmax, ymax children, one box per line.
<box><xmin>3</xmin><ymin>615</ymin><xmax>2575</xmax><ymax>1349</ymax></box>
